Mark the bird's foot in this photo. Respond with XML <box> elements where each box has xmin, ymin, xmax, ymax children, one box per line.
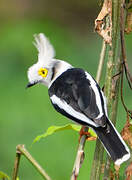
<box><xmin>79</xmin><ymin>126</ymin><xmax>97</xmax><ymax>142</ymax></box>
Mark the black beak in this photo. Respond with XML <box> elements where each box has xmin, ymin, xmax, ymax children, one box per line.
<box><xmin>26</xmin><ymin>82</ymin><xmax>37</xmax><ymax>88</ymax></box>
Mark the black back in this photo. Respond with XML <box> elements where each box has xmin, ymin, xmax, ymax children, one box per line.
<box><xmin>49</xmin><ymin>68</ymin><xmax>106</xmax><ymax>127</ymax></box>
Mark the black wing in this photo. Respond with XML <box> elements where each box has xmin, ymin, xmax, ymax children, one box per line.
<box><xmin>49</xmin><ymin>68</ymin><xmax>106</xmax><ymax>127</ymax></box>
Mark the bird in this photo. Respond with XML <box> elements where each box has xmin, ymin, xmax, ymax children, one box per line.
<box><xmin>27</xmin><ymin>33</ymin><xmax>130</xmax><ymax>166</ymax></box>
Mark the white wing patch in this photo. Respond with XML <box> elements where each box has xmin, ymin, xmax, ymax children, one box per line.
<box><xmin>33</xmin><ymin>33</ymin><xmax>55</xmax><ymax>63</ymax></box>
<box><xmin>100</xmin><ymin>91</ymin><xmax>108</xmax><ymax>117</ymax></box>
<box><xmin>85</xmin><ymin>72</ymin><xmax>104</xmax><ymax>119</ymax></box>
<box><xmin>50</xmin><ymin>95</ymin><xmax>99</xmax><ymax>127</ymax></box>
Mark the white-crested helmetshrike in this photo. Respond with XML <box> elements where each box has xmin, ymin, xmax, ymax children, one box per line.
<box><xmin>27</xmin><ymin>33</ymin><xmax>130</xmax><ymax>165</ymax></box>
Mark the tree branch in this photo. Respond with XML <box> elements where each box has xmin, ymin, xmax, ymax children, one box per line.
<box><xmin>91</xmin><ymin>0</ymin><xmax>121</xmax><ymax>179</ymax></box>
<box><xmin>96</xmin><ymin>41</ymin><xmax>107</xmax><ymax>83</ymax></box>
<box><xmin>71</xmin><ymin>127</ymin><xmax>88</xmax><ymax>180</ymax></box>
<box><xmin>12</xmin><ymin>149</ymin><xmax>21</xmax><ymax>180</ymax></box>
<box><xmin>103</xmin><ymin>0</ymin><xmax>121</xmax><ymax>178</ymax></box>
<box><xmin>12</xmin><ymin>144</ymin><xmax>52</xmax><ymax>180</ymax></box>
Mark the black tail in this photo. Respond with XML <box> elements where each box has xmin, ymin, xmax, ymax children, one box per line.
<box><xmin>94</xmin><ymin>119</ymin><xmax>130</xmax><ymax>165</ymax></box>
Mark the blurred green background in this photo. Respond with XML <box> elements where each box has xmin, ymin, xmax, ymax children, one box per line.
<box><xmin>0</xmin><ymin>0</ymin><xmax>132</xmax><ymax>179</ymax></box>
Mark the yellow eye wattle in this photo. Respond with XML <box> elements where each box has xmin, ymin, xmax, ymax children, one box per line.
<box><xmin>38</xmin><ymin>68</ymin><xmax>48</xmax><ymax>78</ymax></box>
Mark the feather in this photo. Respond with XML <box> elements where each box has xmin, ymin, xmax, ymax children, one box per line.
<box><xmin>33</xmin><ymin>33</ymin><xmax>55</xmax><ymax>62</ymax></box>
<box><xmin>95</xmin><ymin>119</ymin><xmax>130</xmax><ymax>165</ymax></box>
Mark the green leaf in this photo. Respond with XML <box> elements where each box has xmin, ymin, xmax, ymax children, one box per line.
<box><xmin>0</xmin><ymin>171</ymin><xmax>10</xmax><ymax>180</ymax></box>
<box><xmin>33</xmin><ymin>124</ymin><xmax>97</xmax><ymax>143</ymax></box>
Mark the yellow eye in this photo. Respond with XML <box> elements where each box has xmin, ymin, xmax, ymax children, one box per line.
<box><xmin>38</xmin><ymin>68</ymin><xmax>48</xmax><ymax>78</ymax></box>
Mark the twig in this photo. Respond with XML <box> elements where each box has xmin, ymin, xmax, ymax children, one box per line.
<box><xmin>96</xmin><ymin>40</ymin><xmax>107</xmax><ymax>83</ymax></box>
<box><xmin>12</xmin><ymin>148</ymin><xmax>21</xmax><ymax>180</ymax></box>
<box><xmin>71</xmin><ymin>127</ymin><xmax>88</xmax><ymax>180</ymax></box>
<box><xmin>12</xmin><ymin>144</ymin><xmax>52</xmax><ymax>180</ymax></box>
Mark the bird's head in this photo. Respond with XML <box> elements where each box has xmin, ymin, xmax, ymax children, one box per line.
<box><xmin>27</xmin><ymin>33</ymin><xmax>56</xmax><ymax>88</ymax></box>
<box><xmin>27</xmin><ymin>62</ymin><xmax>55</xmax><ymax>87</ymax></box>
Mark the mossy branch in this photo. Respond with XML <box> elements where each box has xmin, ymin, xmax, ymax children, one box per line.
<box><xmin>91</xmin><ymin>0</ymin><xmax>121</xmax><ymax>179</ymax></box>
<box><xmin>103</xmin><ymin>0</ymin><xmax>121</xmax><ymax>178</ymax></box>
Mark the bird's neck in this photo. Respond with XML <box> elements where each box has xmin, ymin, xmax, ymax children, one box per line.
<box><xmin>48</xmin><ymin>60</ymin><xmax>73</xmax><ymax>88</ymax></box>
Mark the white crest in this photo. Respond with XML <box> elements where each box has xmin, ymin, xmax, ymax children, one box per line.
<box><xmin>33</xmin><ymin>33</ymin><xmax>55</xmax><ymax>63</ymax></box>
